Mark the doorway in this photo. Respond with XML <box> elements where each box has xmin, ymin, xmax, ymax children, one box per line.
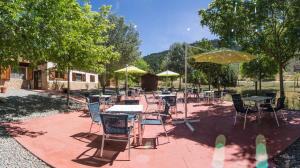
<box><xmin>34</xmin><ymin>70</ymin><xmax>42</xmax><ymax>89</ymax></box>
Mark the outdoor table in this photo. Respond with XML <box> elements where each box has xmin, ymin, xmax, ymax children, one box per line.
<box><xmin>106</xmin><ymin>105</ymin><xmax>144</xmax><ymax>145</ymax></box>
<box><xmin>243</xmin><ymin>96</ymin><xmax>272</xmax><ymax>116</ymax></box>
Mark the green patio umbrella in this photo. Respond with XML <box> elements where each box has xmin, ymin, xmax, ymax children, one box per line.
<box><xmin>157</xmin><ymin>70</ymin><xmax>180</xmax><ymax>77</ymax></box>
<box><xmin>115</xmin><ymin>65</ymin><xmax>147</xmax><ymax>97</ymax></box>
<box><xmin>157</xmin><ymin>70</ymin><xmax>180</xmax><ymax>88</ymax></box>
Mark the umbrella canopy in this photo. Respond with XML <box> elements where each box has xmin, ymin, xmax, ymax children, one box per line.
<box><xmin>115</xmin><ymin>65</ymin><xmax>147</xmax><ymax>74</ymax></box>
<box><xmin>193</xmin><ymin>49</ymin><xmax>256</xmax><ymax>64</ymax></box>
<box><xmin>156</xmin><ymin>70</ymin><xmax>180</xmax><ymax>77</ymax></box>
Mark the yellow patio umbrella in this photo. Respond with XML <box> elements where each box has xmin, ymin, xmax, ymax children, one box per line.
<box><xmin>115</xmin><ymin>65</ymin><xmax>147</xmax><ymax>74</ymax></box>
<box><xmin>193</xmin><ymin>49</ymin><xmax>256</xmax><ymax>64</ymax></box>
<box><xmin>115</xmin><ymin>65</ymin><xmax>147</xmax><ymax>97</ymax></box>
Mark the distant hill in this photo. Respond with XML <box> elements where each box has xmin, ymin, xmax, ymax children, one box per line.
<box><xmin>143</xmin><ymin>50</ymin><xmax>168</xmax><ymax>73</ymax></box>
<box><xmin>143</xmin><ymin>39</ymin><xmax>220</xmax><ymax>73</ymax></box>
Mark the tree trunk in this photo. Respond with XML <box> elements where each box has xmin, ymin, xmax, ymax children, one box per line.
<box><xmin>208</xmin><ymin>83</ymin><xmax>211</xmax><ymax>90</ymax></box>
<box><xmin>100</xmin><ymin>75</ymin><xmax>106</xmax><ymax>94</ymax></box>
<box><xmin>279</xmin><ymin>64</ymin><xmax>285</xmax><ymax>98</ymax></box>
<box><xmin>297</xmin><ymin>77</ymin><xmax>299</xmax><ymax>87</ymax></box>
<box><xmin>259</xmin><ymin>75</ymin><xmax>262</xmax><ymax>93</ymax></box>
<box><xmin>67</xmin><ymin>66</ymin><xmax>70</xmax><ymax>108</ymax></box>
<box><xmin>255</xmin><ymin>81</ymin><xmax>258</xmax><ymax>95</ymax></box>
<box><xmin>115</xmin><ymin>76</ymin><xmax>119</xmax><ymax>94</ymax></box>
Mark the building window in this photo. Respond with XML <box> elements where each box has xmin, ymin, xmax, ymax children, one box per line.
<box><xmin>72</xmin><ymin>73</ymin><xmax>86</xmax><ymax>82</ymax></box>
<box><xmin>11</xmin><ymin>66</ymin><xmax>26</xmax><ymax>80</ymax></box>
<box><xmin>49</xmin><ymin>70</ymin><xmax>67</xmax><ymax>80</ymax></box>
<box><xmin>90</xmin><ymin>75</ymin><xmax>95</xmax><ymax>82</ymax></box>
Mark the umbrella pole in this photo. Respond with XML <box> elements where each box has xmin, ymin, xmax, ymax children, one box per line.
<box><xmin>125</xmin><ymin>64</ymin><xmax>128</xmax><ymax>98</ymax></box>
<box><xmin>173</xmin><ymin>44</ymin><xmax>200</xmax><ymax>131</ymax></box>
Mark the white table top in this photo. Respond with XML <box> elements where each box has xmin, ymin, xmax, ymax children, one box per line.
<box><xmin>243</xmin><ymin>96</ymin><xmax>272</xmax><ymax>102</ymax></box>
<box><xmin>106</xmin><ymin>105</ymin><xmax>143</xmax><ymax>113</ymax></box>
<box><xmin>158</xmin><ymin>94</ymin><xmax>176</xmax><ymax>97</ymax></box>
<box><xmin>91</xmin><ymin>94</ymin><xmax>111</xmax><ymax>98</ymax></box>
<box><xmin>204</xmin><ymin>90</ymin><xmax>214</xmax><ymax>93</ymax></box>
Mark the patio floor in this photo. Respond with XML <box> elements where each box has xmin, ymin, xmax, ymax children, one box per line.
<box><xmin>2</xmin><ymin>95</ymin><xmax>300</xmax><ymax>168</ymax></box>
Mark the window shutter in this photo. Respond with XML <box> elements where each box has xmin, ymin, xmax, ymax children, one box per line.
<box><xmin>27</xmin><ymin>68</ymin><xmax>33</xmax><ymax>80</ymax></box>
<box><xmin>82</xmin><ymin>74</ymin><xmax>86</xmax><ymax>82</ymax></box>
<box><xmin>63</xmin><ymin>73</ymin><xmax>68</xmax><ymax>80</ymax></box>
<box><xmin>0</xmin><ymin>67</ymin><xmax>11</xmax><ymax>80</ymax></box>
<box><xmin>72</xmin><ymin>73</ymin><xmax>76</xmax><ymax>81</ymax></box>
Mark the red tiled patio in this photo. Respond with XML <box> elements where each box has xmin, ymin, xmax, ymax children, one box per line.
<box><xmin>2</xmin><ymin>95</ymin><xmax>300</xmax><ymax>168</ymax></box>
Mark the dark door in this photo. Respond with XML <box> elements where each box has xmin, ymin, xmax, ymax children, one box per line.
<box><xmin>33</xmin><ymin>70</ymin><xmax>42</xmax><ymax>89</ymax></box>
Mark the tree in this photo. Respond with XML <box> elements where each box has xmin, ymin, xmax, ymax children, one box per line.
<box><xmin>102</xmin><ymin>15</ymin><xmax>141</xmax><ymax>92</ymax></box>
<box><xmin>0</xmin><ymin>0</ymin><xmax>24</xmax><ymax>79</ymax></box>
<box><xmin>199</xmin><ymin>0</ymin><xmax>300</xmax><ymax>98</ymax></box>
<box><xmin>164</xmin><ymin>43</ymin><xmax>187</xmax><ymax>89</ymax></box>
<box><xmin>241</xmin><ymin>54</ymin><xmax>278</xmax><ymax>94</ymax></box>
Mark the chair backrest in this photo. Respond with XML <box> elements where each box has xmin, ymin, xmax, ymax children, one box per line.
<box><xmin>144</xmin><ymin>94</ymin><xmax>149</xmax><ymax>104</ymax></box>
<box><xmin>231</xmin><ymin>94</ymin><xmax>246</xmax><ymax>113</ymax></box>
<box><xmin>265</xmin><ymin>92</ymin><xmax>276</xmax><ymax>104</ymax></box>
<box><xmin>128</xmin><ymin>90</ymin><xmax>132</xmax><ymax>96</ymax></box>
<box><xmin>88</xmin><ymin>102</ymin><xmax>100</xmax><ymax>122</ymax></box>
<box><xmin>100</xmin><ymin>114</ymin><xmax>128</xmax><ymax>135</ymax></box>
<box><xmin>124</xmin><ymin>99</ymin><xmax>139</xmax><ymax>105</ymax></box>
<box><xmin>89</xmin><ymin>96</ymin><xmax>100</xmax><ymax>103</ymax></box>
<box><xmin>163</xmin><ymin>96</ymin><xmax>176</xmax><ymax>106</ymax></box>
<box><xmin>161</xmin><ymin>101</ymin><xmax>171</xmax><ymax>122</ymax></box>
<box><xmin>214</xmin><ymin>91</ymin><xmax>222</xmax><ymax>98</ymax></box>
<box><xmin>276</xmin><ymin>97</ymin><xmax>285</xmax><ymax>110</ymax></box>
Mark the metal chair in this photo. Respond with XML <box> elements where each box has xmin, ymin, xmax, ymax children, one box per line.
<box><xmin>162</xmin><ymin>96</ymin><xmax>177</xmax><ymax>117</ymax></box>
<box><xmin>141</xmin><ymin>102</ymin><xmax>170</xmax><ymax>144</ymax></box>
<box><xmin>214</xmin><ymin>91</ymin><xmax>222</xmax><ymax>103</ymax></box>
<box><xmin>144</xmin><ymin>94</ymin><xmax>159</xmax><ymax>112</ymax></box>
<box><xmin>87</xmin><ymin>102</ymin><xmax>101</xmax><ymax>133</ymax></box>
<box><xmin>261</xmin><ymin>97</ymin><xmax>286</xmax><ymax>127</ymax></box>
<box><xmin>89</xmin><ymin>95</ymin><xmax>100</xmax><ymax>103</ymax></box>
<box><xmin>260</xmin><ymin>92</ymin><xmax>276</xmax><ymax>109</ymax></box>
<box><xmin>100</xmin><ymin>113</ymin><xmax>133</xmax><ymax>160</ymax></box>
<box><xmin>232</xmin><ymin>94</ymin><xmax>258</xmax><ymax>129</ymax></box>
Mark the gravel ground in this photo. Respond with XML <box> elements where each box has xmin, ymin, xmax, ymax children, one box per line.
<box><xmin>272</xmin><ymin>137</ymin><xmax>300</xmax><ymax>168</ymax></box>
<box><xmin>0</xmin><ymin>89</ymin><xmax>83</xmax><ymax>167</ymax></box>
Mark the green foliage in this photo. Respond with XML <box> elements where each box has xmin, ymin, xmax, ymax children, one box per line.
<box><xmin>241</xmin><ymin>54</ymin><xmax>278</xmax><ymax>81</ymax></box>
<box><xmin>134</xmin><ymin>58</ymin><xmax>150</xmax><ymax>72</ymax></box>
<box><xmin>143</xmin><ymin>50</ymin><xmax>168</xmax><ymax>73</ymax></box>
<box><xmin>105</xmin><ymin>15</ymin><xmax>141</xmax><ymax>71</ymax></box>
<box><xmin>0</xmin><ymin>0</ymin><xmax>24</xmax><ymax>71</ymax></box>
<box><xmin>164</xmin><ymin>43</ymin><xmax>186</xmax><ymax>75</ymax></box>
<box><xmin>199</xmin><ymin>0</ymin><xmax>300</xmax><ymax>97</ymax></box>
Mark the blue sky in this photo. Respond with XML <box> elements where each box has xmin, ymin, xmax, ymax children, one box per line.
<box><xmin>84</xmin><ymin>0</ymin><xmax>217</xmax><ymax>56</ymax></box>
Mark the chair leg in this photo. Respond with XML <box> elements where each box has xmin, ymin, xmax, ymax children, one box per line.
<box><xmin>89</xmin><ymin>122</ymin><xmax>93</xmax><ymax>133</ymax></box>
<box><xmin>243</xmin><ymin>113</ymin><xmax>248</xmax><ymax>130</ymax></box>
<box><xmin>273</xmin><ymin>109</ymin><xmax>280</xmax><ymax>127</ymax></box>
<box><xmin>162</xmin><ymin>124</ymin><xmax>169</xmax><ymax>142</ymax></box>
<box><xmin>145</xmin><ymin>104</ymin><xmax>148</xmax><ymax>112</ymax></box>
<box><xmin>128</xmin><ymin>133</ymin><xmax>131</xmax><ymax>160</ymax></box>
<box><xmin>100</xmin><ymin>134</ymin><xmax>105</xmax><ymax>157</ymax></box>
<box><xmin>234</xmin><ymin>114</ymin><xmax>237</xmax><ymax>125</ymax></box>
